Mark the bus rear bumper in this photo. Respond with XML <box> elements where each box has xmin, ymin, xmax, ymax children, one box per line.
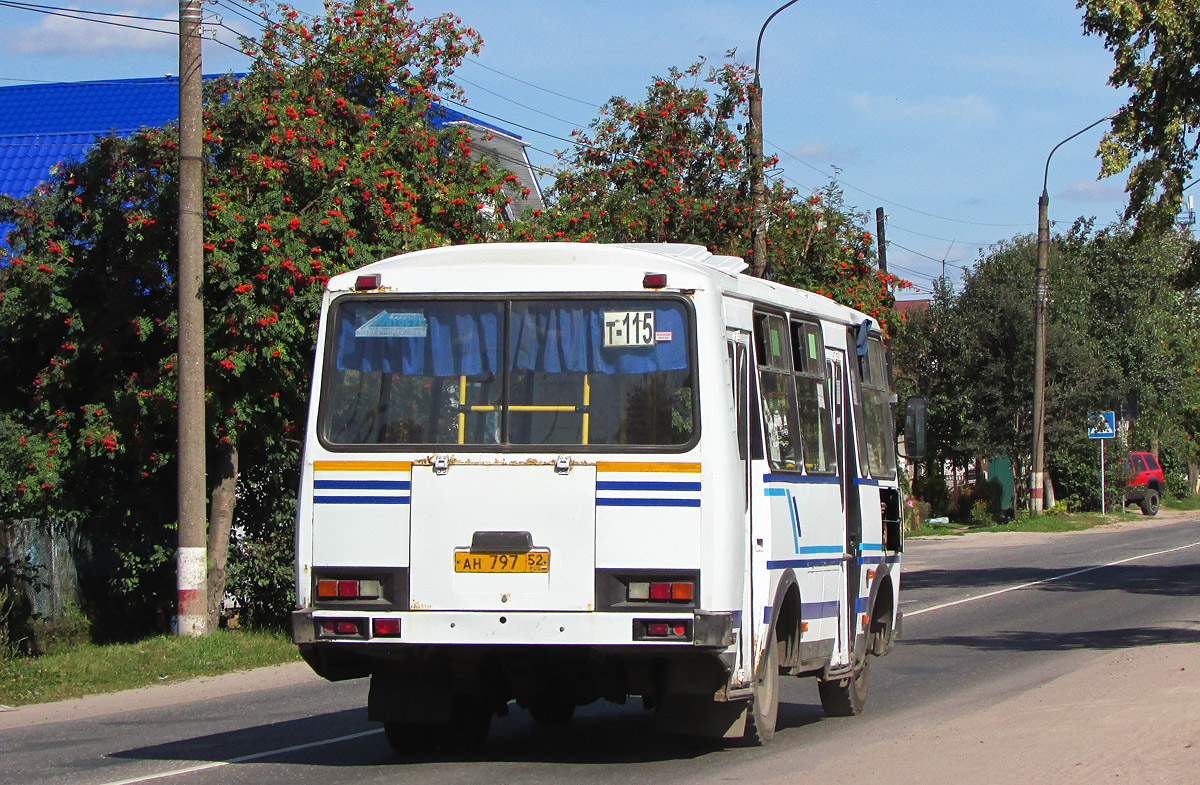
<box><xmin>293</xmin><ymin>608</ymin><xmax>734</xmax><ymax>649</ymax></box>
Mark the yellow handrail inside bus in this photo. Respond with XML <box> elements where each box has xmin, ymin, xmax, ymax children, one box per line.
<box><xmin>458</xmin><ymin>375</ymin><xmax>467</xmax><ymax>445</ymax></box>
<box><xmin>582</xmin><ymin>374</ymin><xmax>591</xmax><ymax>445</ymax></box>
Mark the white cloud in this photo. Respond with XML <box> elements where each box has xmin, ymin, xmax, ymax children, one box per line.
<box><xmin>786</xmin><ymin>140</ymin><xmax>862</xmax><ymax>166</ymax></box>
<box><xmin>3</xmin><ymin>7</ymin><xmax>175</xmax><ymax>56</ymax></box>
<box><xmin>853</xmin><ymin>92</ymin><xmax>998</xmax><ymax>125</ymax></box>
<box><xmin>1057</xmin><ymin>178</ymin><xmax>1126</xmax><ymax>204</ymax></box>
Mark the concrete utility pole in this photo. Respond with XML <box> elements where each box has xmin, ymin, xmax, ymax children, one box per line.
<box><xmin>748</xmin><ymin>0</ymin><xmax>800</xmax><ymax>278</ymax></box>
<box><xmin>875</xmin><ymin>207</ymin><xmax>888</xmax><ymax>274</ymax></box>
<box><xmin>176</xmin><ymin>0</ymin><xmax>207</xmax><ymax>635</ymax></box>
<box><xmin>1032</xmin><ymin>114</ymin><xmax>1114</xmax><ymax>515</ymax></box>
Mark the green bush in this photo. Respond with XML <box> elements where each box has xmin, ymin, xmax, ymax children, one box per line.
<box><xmin>967</xmin><ymin>499</ymin><xmax>996</xmax><ymax>527</ymax></box>
<box><xmin>954</xmin><ymin>477</ymin><xmax>1003</xmax><ymax>523</ymax></box>
<box><xmin>913</xmin><ymin>472</ymin><xmax>951</xmax><ymax>518</ymax></box>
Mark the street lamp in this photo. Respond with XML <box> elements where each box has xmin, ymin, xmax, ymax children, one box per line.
<box><xmin>749</xmin><ymin>0</ymin><xmax>801</xmax><ymax>278</ymax></box>
<box><xmin>1031</xmin><ymin>113</ymin><xmax>1115</xmax><ymax>514</ymax></box>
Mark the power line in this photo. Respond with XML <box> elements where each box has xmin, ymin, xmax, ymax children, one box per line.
<box><xmin>0</xmin><ymin>0</ymin><xmax>176</xmax><ymax>36</ymax></box>
<box><xmin>461</xmin><ymin>57</ymin><xmax>603</xmax><ymax>108</ymax></box>
<box><xmin>453</xmin><ymin>75</ymin><xmax>592</xmax><ymax>132</ymax></box>
<box><xmin>764</xmin><ymin>138</ymin><xmax>1029</xmax><ymax>229</ymax></box>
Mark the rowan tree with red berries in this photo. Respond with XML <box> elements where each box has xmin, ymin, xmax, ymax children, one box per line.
<box><xmin>0</xmin><ymin>0</ymin><xmax>526</xmax><ymax>632</ymax></box>
<box><xmin>528</xmin><ymin>56</ymin><xmax>910</xmax><ymax>330</ymax></box>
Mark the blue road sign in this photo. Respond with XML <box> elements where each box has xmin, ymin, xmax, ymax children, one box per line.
<box><xmin>1088</xmin><ymin>411</ymin><xmax>1116</xmax><ymax>439</ymax></box>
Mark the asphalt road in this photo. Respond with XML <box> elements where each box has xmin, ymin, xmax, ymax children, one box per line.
<box><xmin>4</xmin><ymin>514</ymin><xmax>1198</xmax><ymax>785</ymax></box>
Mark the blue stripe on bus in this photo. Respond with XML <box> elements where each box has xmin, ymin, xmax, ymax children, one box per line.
<box><xmin>856</xmin><ymin>597</ymin><xmax>869</xmax><ymax>614</ymax></box>
<box><xmin>800</xmin><ymin>545</ymin><xmax>844</xmax><ymax>554</ymax></box>
<box><xmin>859</xmin><ymin>543</ymin><xmax>883</xmax><ymax>552</ymax></box>
<box><xmin>314</xmin><ymin>480</ymin><xmax>411</xmax><ymax>490</ymax></box>
<box><xmin>313</xmin><ymin>495</ymin><xmax>411</xmax><ymax>505</ymax></box>
<box><xmin>596</xmin><ymin>498</ymin><xmax>701</xmax><ymax>508</ymax></box>
<box><xmin>854</xmin><ymin>477</ymin><xmax>884</xmax><ymax>487</ymax></box>
<box><xmin>766</xmin><ymin>558</ymin><xmax>844</xmax><ymax>569</ymax></box>
<box><xmin>596</xmin><ymin>481</ymin><xmax>702</xmax><ymax>492</ymax></box>
<box><xmin>801</xmin><ymin>600</ymin><xmax>840</xmax><ymax>619</ymax></box>
<box><xmin>763</xmin><ymin>473</ymin><xmax>840</xmax><ymax>485</ymax></box>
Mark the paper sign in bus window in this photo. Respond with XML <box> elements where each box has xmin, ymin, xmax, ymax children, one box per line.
<box><xmin>355</xmin><ymin>312</ymin><xmax>428</xmax><ymax>338</ymax></box>
<box><xmin>603</xmin><ymin>310</ymin><xmax>656</xmax><ymax>347</ymax></box>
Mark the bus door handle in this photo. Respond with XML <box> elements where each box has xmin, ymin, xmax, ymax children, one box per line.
<box><xmin>842</xmin><ymin>552</ymin><xmax>856</xmax><ymax>563</ymax></box>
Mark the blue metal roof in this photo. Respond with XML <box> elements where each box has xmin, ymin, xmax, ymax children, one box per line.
<box><xmin>0</xmin><ymin>77</ymin><xmax>185</xmax><ymax>199</ymax></box>
<box><xmin>0</xmin><ymin>76</ymin><xmax>518</xmax><ymax>199</ymax></box>
<box><xmin>0</xmin><ymin>76</ymin><xmax>526</xmax><ymax>250</ymax></box>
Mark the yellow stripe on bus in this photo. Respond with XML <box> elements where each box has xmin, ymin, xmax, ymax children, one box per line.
<box><xmin>596</xmin><ymin>462</ymin><xmax>702</xmax><ymax>473</ymax></box>
<box><xmin>313</xmin><ymin>460</ymin><xmax>413</xmax><ymax>473</ymax></box>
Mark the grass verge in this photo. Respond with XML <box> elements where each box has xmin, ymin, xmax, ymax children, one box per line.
<box><xmin>1164</xmin><ymin>494</ymin><xmax>1200</xmax><ymax>512</ymax></box>
<box><xmin>0</xmin><ymin>629</ymin><xmax>300</xmax><ymax>708</ymax></box>
<box><xmin>907</xmin><ymin>508</ymin><xmax>1150</xmax><ymax>537</ymax></box>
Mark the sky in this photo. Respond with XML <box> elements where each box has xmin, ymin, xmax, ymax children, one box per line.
<box><xmin>1</xmin><ymin>0</ymin><xmax>1187</xmax><ymax>298</ymax></box>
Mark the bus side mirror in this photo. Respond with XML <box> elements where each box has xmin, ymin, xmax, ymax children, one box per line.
<box><xmin>901</xmin><ymin>396</ymin><xmax>927</xmax><ymax>460</ymax></box>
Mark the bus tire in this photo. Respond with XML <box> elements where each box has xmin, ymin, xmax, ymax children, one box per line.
<box><xmin>818</xmin><ymin>657</ymin><xmax>869</xmax><ymax>717</ymax></box>
<box><xmin>745</xmin><ymin>635</ymin><xmax>779</xmax><ymax>745</ymax></box>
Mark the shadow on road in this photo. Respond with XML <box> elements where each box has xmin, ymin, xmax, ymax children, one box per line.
<box><xmin>107</xmin><ymin>697</ymin><xmax>827</xmax><ymax>767</ymax></box>
<box><xmin>903</xmin><ymin>624</ymin><xmax>1200</xmax><ymax>652</ymax></box>
<box><xmin>904</xmin><ymin>562</ymin><xmax>1200</xmax><ymax>597</ymax></box>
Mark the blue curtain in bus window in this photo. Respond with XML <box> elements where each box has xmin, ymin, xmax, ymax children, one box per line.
<box><xmin>334</xmin><ymin>302</ymin><xmax>501</xmax><ymax>376</ymax></box>
<box><xmin>508</xmin><ymin>304</ymin><xmax>688</xmax><ymax>375</ymax></box>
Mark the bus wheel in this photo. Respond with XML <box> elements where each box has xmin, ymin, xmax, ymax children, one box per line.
<box><xmin>744</xmin><ymin>636</ymin><xmax>779</xmax><ymax>745</ymax></box>
<box><xmin>444</xmin><ymin>696</ymin><xmax>492</xmax><ymax>752</ymax></box>
<box><xmin>818</xmin><ymin>657</ymin><xmax>869</xmax><ymax>717</ymax></box>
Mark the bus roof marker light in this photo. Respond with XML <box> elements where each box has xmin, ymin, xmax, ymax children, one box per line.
<box><xmin>643</xmin><ymin>273</ymin><xmax>667</xmax><ymax>289</ymax></box>
<box><xmin>355</xmin><ymin>274</ymin><xmax>381</xmax><ymax>291</ymax></box>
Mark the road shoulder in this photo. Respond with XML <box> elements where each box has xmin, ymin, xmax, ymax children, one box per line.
<box><xmin>0</xmin><ymin>660</ymin><xmax>319</xmax><ymax>731</ymax></box>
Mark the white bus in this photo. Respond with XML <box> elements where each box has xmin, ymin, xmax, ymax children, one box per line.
<box><xmin>292</xmin><ymin>242</ymin><xmax>923</xmax><ymax>753</ymax></box>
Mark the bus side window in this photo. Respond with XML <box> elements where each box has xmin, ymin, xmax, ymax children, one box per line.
<box><xmin>791</xmin><ymin>319</ymin><xmax>837</xmax><ymax>474</ymax></box>
<box><xmin>857</xmin><ymin>335</ymin><xmax>897</xmax><ymax>478</ymax></box>
<box><xmin>754</xmin><ymin>312</ymin><xmax>800</xmax><ymax>471</ymax></box>
<box><xmin>729</xmin><ymin>341</ymin><xmax>748</xmax><ymax>462</ymax></box>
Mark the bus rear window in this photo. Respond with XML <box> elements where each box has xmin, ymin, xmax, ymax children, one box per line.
<box><xmin>320</xmin><ymin>297</ymin><xmax>696</xmax><ymax>449</ymax></box>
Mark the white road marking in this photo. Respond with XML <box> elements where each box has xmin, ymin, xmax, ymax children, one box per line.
<box><xmin>98</xmin><ymin>728</ymin><xmax>384</xmax><ymax>785</ymax></box>
<box><xmin>905</xmin><ymin>540</ymin><xmax>1200</xmax><ymax>618</ymax></box>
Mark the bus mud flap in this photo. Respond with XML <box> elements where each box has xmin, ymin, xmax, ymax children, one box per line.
<box><xmin>656</xmin><ymin>695</ymin><xmax>748</xmax><ymax>738</ymax></box>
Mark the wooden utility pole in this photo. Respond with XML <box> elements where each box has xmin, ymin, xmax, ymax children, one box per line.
<box><xmin>176</xmin><ymin>0</ymin><xmax>207</xmax><ymax>636</ymax></box>
<box><xmin>748</xmin><ymin>0</ymin><xmax>800</xmax><ymax>279</ymax></box>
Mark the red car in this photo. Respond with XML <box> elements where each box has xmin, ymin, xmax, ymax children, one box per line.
<box><xmin>1124</xmin><ymin>452</ymin><xmax>1165</xmax><ymax>515</ymax></box>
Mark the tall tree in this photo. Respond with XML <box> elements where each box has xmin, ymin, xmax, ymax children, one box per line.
<box><xmin>1078</xmin><ymin>0</ymin><xmax>1200</xmax><ymax>236</ymax></box>
<box><xmin>894</xmin><ymin>220</ymin><xmax>1200</xmax><ymax>511</ymax></box>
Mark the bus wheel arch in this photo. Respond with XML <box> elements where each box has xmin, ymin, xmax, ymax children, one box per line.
<box><xmin>768</xmin><ymin>574</ymin><xmax>803</xmax><ymax>673</ymax></box>
<box><xmin>868</xmin><ymin>572</ymin><xmax>896</xmax><ymax>657</ymax></box>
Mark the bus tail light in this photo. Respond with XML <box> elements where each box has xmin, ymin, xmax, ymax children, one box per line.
<box><xmin>316</xmin><ymin>579</ymin><xmax>381</xmax><ymax>600</ymax></box>
<box><xmin>372</xmin><ymin>618</ymin><xmax>401</xmax><ymax>637</ymax></box>
<box><xmin>635</xmin><ymin>618</ymin><xmax>692</xmax><ymax>641</ymax></box>
<box><xmin>355</xmin><ymin>274</ymin><xmax>381</xmax><ymax>290</ymax></box>
<box><xmin>319</xmin><ymin>618</ymin><xmax>364</xmax><ymax>638</ymax></box>
<box><xmin>643</xmin><ymin>272</ymin><xmax>667</xmax><ymax>289</ymax></box>
<box><xmin>629</xmin><ymin>580</ymin><xmax>694</xmax><ymax>602</ymax></box>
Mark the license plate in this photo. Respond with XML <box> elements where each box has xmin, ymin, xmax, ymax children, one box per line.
<box><xmin>454</xmin><ymin>550</ymin><xmax>550</xmax><ymax>573</ymax></box>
